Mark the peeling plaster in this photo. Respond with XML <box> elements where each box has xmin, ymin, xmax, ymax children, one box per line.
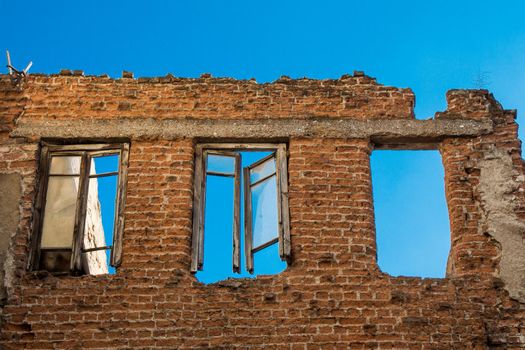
<box><xmin>478</xmin><ymin>148</ymin><xmax>525</xmax><ymax>302</ymax></box>
<box><xmin>0</xmin><ymin>173</ymin><xmax>21</xmax><ymax>305</ymax></box>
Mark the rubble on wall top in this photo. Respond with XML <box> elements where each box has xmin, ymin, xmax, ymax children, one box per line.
<box><xmin>58</xmin><ymin>69</ymin><xmax>84</xmax><ymax>77</ymax></box>
<box><xmin>1</xmin><ymin>68</ymin><xmax>512</xmax><ymax>122</ymax></box>
<box><xmin>3</xmin><ymin>69</ymin><xmax>382</xmax><ymax>86</ymax></box>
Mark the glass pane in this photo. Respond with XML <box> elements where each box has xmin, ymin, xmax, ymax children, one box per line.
<box><xmin>82</xmin><ymin>176</ymin><xmax>118</xmax><ymax>275</ymax></box>
<box><xmin>49</xmin><ymin>156</ymin><xmax>81</xmax><ymax>175</ymax></box>
<box><xmin>41</xmin><ymin>177</ymin><xmax>79</xmax><ymax>248</ymax></box>
<box><xmin>91</xmin><ymin>154</ymin><xmax>119</xmax><ymax>175</ymax></box>
<box><xmin>207</xmin><ymin>154</ymin><xmax>235</xmax><ymax>174</ymax></box>
<box><xmin>250</xmin><ymin>156</ymin><xmax>276</xmax><ymax>184</ymax></box>
<box><xmin>251</xmin><ymin>176</ymin><xmax>279</xmax><ymax>248</ymax></box>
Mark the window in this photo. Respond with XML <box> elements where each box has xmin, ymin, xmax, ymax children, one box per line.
<box><xmin>28</xmin><ymin>143</ymin><xmax>129</xmax><ymax>275</ymax></box>
<box><xmin>371</xmin><ymin>150</ymin><xmax>450</xmax><ymax>278</ymax></box>
<box><xmin>191</xmin><ymin>144</ymin><xmax>290</xmax><ymax>281</ymax></box>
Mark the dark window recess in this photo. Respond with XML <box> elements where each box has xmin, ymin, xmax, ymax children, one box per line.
<box><xmin>191</xmin><ymin>144</ymin><xmax>290</xmax><ymax>282</ymax></box>
<box><xmin>29</xmin><ymin>143</ymin><xmax>129</xmax><ymax>275</ymax></box>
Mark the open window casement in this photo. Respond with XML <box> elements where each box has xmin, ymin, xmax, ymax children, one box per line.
<box><xmin>244</xmin><ymin>149</ymin><xmax>290</xmax><ymax>273</ymax></box>
<box><xmin>191</xmin><ymin>144</ymin><xmax>290</xmax><ymax>275</ymax></box>
<box><xmin>201</xmin><ymin>150</ymin><xmax>241</xmax><ymax>273</ymax></box>
<box><xmin>28</xmin><ymin>143</ymin><xmax>129</xmax><ymax>275</ymax></box>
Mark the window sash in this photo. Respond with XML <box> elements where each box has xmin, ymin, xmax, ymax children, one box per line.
<box><xmin>276</xmin><ymin>144</ymin><xmax>291</xmax><ymax>260</ymax></box>
<box><xmin>28</xmin><ymin>143</ymin><xmax>129</xmax><ymax>273</ymax></box>
<box><xmin>191</xmin><ymin>143</ymin><xmax>290</xmax><ymax>274</ymax></box>
<box><xmin>244</xmin><ymin>152</ymin><xmax>279</xmax><ymax>273</ymax></box>
<box><xmin>192</xmin><ymin>150</ymin><xmax>241</xmax><ymax>273</ymax></box>
<box><xmin>206</xmin><ymin>150</ymin><xmax>241</xmax><ymax>273</ymax></box>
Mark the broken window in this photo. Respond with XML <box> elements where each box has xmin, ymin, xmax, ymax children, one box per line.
<box><xmin>191</xmin><ymin>144</ymin><xmax>290</xmax><ymax>282</ymax></box>
<box><xmin>371</xmin><ymin>150</ymin><xmax>450</xmax><ymax>278</ymax></box>
<box><xmin>29</xmin><ymin>143</ymin><xmax>129</xmax><ymax>275</ymax></box>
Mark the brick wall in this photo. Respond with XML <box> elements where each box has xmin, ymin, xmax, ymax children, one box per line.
<box><xmin>18</xmin><ymin>72</ymin><xmax>414</xmax><ymax>121</ymax></box>
<box><xmin>0</xmin><ymin>72</ymin><xmax>524</xmax><ymax>349</ymax></box>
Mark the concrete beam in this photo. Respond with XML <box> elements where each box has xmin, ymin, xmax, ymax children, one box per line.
<box><xmin>11</xmin><ymin>117</ymin><xmax>493</xmax><ymax>142</ymax></box>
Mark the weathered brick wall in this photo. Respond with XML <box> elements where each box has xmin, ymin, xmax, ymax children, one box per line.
<box><xmin>18</xmin><ymin>72</ymin><xmax>414</xmax><ymax>121</ymax></box>
<box><xmin>0</xmin><ymin>72</ymin><xmax>524</xmax><ymax>349</ymax></box>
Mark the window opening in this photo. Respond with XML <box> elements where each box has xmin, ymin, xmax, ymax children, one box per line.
<box><xmin>192</xmin><ymin>145</ymin><xmax>290</xmax><ymax>284</ymax></box>
<box><xmin>30</xmin><ymin>143</ymin><xmax>129</xmax><ymax>275</ymax></box>
<box><xmin>371</xmin><ymin>150</ymin><xmax>450</xmax><ymax>278</ymax></box>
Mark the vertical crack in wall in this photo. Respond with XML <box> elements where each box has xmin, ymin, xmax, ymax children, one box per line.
<box><xmin>478</xmin><ymin>148</ymin><xmax>525</xmax><ymax>302</ymax></box>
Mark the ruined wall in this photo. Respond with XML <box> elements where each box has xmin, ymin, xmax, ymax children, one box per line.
<box><xmin>0</xmin><ymin>173</ymin><xmax>21</xmax><ymax>304</ymax></box>
<box><xmin>0</xmin><ymin>71</ymin><xmax>524</xmax><ymax>349</ymax></box>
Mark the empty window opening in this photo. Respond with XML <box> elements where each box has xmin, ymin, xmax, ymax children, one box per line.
<box><xmin>371</xmin><ymin>150</ymin><xmax>450</xmax><ymax>278</ymax></box>
<box><xmin>192</xmin><ymin>145</ymin><xmax>290</xmax><ymax>284</ymax></box>
<box><xmin>30</xmin><ymin>144</ymin><xmax>129</xmax><ymax>275</ymax></box>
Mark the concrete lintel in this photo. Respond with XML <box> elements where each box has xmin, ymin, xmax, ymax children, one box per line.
<box><xmin>11</xmin><ymin>117</ymin><xmax>493</xmax><ymax>141</ymax></box>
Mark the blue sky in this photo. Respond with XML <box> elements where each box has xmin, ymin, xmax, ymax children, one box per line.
<box><xmin>197</xmin><ymin>151</ymin><xmax>286</xmax><ymax>283</ymax></box>
<box><xmin>2</xmin><ymin>1</ymin><xmax>523</xmax><ymax>279</ymax></box>
<box><xmin>371</xmin><ymin>150</ymin><xmax>450</xmax><ymax>277</ymax></box>
<box><xmin>91</xmin><ymin>155</ymin><xmax>119</xmax><ymax>275</ymax></box>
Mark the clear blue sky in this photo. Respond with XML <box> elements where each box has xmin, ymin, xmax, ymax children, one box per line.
<box><xmin>197</xmin><ymin>152</ymin><xmax>287</xmax><ymax>283</ymax></box>
<box><xmin>2</xmin><ymin>1</ymin><xmax>524</xmax><ymax>280</ymax></box>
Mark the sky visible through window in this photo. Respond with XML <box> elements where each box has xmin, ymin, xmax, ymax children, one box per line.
<box><xmin>90</xmin><ymin>150</ymin><xmax>452</xmax><ymax>279</ymax></box>
<box><xmin>91</xmin><ymin>155</ymin><xmax>119</xmax><ymax>275</ymax></box>
<box><xmin>371</xmin><ymin>150</ymin><xmax>450</xmax><ymax>278</ymax></box>
<box><xmin>196</xmin><ymin>151</ymin><xmax>286</xmax><ymax>284</ymax></box>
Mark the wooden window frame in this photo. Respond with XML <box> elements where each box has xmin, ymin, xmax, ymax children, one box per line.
<box><xmin>28</xmin><ymin>142</ymin><xmax>130</xmax><ymax>274</ymax></box>
<box><xmin>204</xmin><ymin>150</ymin><xmax>241</xmax><ymax>273</ymax></box>
<box><xmin>191</xmin><ymin>143</ymin><xmax>290</xmax><ymax>274</ymax></box>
